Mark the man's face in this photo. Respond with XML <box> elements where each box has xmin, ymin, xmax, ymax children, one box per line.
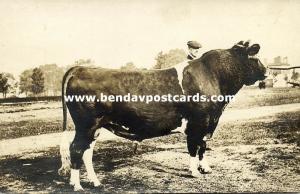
<box><xmin>188</xmin><ymin>47</ymin><xmax>199</xmax><ymax>57</ymax></box>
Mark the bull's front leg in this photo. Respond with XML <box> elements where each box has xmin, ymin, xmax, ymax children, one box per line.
<box><xmin>187</xmin><ymin>136</ymin><xmax>212</xmax><ymax>177</ymax></box>
<box><xmin>186</xmin><ymin>117</ymin><xmax>212</xmax><ymax>177</ymax></box>
<box><xmin>197</xmin><ymin>140</ymin><xmax>212</xmax><ymax>174</ymax></box>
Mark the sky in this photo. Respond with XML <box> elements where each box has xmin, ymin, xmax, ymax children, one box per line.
<box><xmin>1</xmin><ymin>0</ymin><xmax>300</xmax><ymax>77</ymax></box>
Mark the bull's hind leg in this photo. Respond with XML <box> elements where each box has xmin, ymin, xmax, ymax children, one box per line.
<box><xmin>70</xmin><ymin>135</ymin><xmax>101</xmax><ymax>191</ymax></box>
<box><xmin>58</xmin><ymin>131</ymin><xmax>73</xmax><ymax>176</ymax></box>
<box><xmin>69</xmin><ymin>118</ymin><xmax>106</xmax><ymax>191</ymax></box>
<box><xmin>69</xmin><ymin>133</ymin><xmax>90</xmax><ymax>191</ymax></box>
<box><xmin>82</xmin><ymin>133</ymin><xmax>101</xmax><ymax>187</ymax></box>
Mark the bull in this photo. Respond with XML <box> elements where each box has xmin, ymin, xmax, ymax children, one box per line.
<box><xmin>58</xmin><ymin>41</ymin><xmax>266</xmax><ymax>191</ymax></box>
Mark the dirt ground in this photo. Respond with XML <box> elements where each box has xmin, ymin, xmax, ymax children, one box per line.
<box><xmin>0</xmin><ymin>88</ymin><xmax>299</xmax><ymax>193</ymax></box>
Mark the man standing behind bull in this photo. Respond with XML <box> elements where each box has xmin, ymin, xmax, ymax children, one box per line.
<box><xmin>187</xmin><ymin>40</ymin><xmax>202</xmax><ymax>60</ymax></box>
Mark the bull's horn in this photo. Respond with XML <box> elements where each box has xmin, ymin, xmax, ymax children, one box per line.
<box><xmin>237</xmin><ymin>40</ymin><xmax>244</xmax><ymax>45</ymax></box>
<box><xmin>244</xmin><ymin>40</ymin><xmax>251</xmax><ymax>47</ymax></box>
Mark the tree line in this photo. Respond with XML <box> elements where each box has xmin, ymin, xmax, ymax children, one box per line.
<box><xmin>0</xmin><ymin>49</ymin><xmax>187</xmax><ymax>98</ymax></box>
<box><xmin>0</xmin><ymin>65</ymin><xmax>65</xmax><ymax>98</ymax></box>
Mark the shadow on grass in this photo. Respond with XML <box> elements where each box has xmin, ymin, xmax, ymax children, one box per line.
<box><xmin>262</xmin><ymin>111</ymin><xmax>300</xmax><ymax>146</ymax></box>
<box><xmin>0</xmin><ymin>120</ymin><xmax>61</xmax><ymax>140</ymax></box>
<box><xmin>0</xmin><ymin>140</ymin><xmax>190</xmax><ymax>193</ymax></box>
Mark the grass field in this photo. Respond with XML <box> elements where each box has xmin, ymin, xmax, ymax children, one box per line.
<box><xmin>0</xmin><ymin>87</ymin><xmax>299</xmax><ymax>192</ymax></box>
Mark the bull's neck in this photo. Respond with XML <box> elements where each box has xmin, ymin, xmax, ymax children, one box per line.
<box><xmin>201</xmin><ymin>51</ymin><xmax>246</xmax><ymax>96</ymax></box>
<box><xmin>222</xmin><ymin>73</ymin><xmax>245</xmax><ymax>96</ymax></box>
<box><xmin>219</xmin><ymin>75</ymin><xmax>244</xmax><ymax>96</ymax></box>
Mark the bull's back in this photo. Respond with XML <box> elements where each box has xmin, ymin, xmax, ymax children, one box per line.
<box><xmin>66</xmin><ymin>66</ymin><xmax>184</xmax><ymax>136</ymax></box>
<box><xmin>68</xmin><ymin>67</ymin><xmax>182</xmax><ymax>95</ymax></box>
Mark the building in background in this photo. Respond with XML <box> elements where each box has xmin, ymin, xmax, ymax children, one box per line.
<box><xmin>265</xmin><ymin>56</ymin><xmax>300</xmax><ymax>87</ymax></box>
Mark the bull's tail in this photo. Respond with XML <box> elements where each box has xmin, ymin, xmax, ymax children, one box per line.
<box><xmin>58</xmin><ymin>66</ymin><xmax>78</xmax><ymax>176</ymax></box>
<box><xmin>62</xmin><ymin>66</ymin><xmax>78</xmax><ymax>131</ymax></box>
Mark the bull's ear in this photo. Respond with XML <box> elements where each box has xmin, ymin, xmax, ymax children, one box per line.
<box><xmin>247</xmin><ymin>44</ymin><xmax>260</xmax><ymax>56</ymax></box>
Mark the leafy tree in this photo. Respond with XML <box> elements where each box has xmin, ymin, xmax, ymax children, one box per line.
<box><xmin>39</xmin><ymin>64</ymin><xmax>64</xmax><ymax>96</ymax></box>
<box><xmin>153</xmin><ymin>51</ymin><xmax>166</xmax><ymax>69</ymax></box>
<box><xmin>31</xmin><ymin>68</ymin><xmax>44</xmax><ymax>96</ymax></box>
<box><xmin>153</xmin><ymin>49</ymin><xmax>186</xmax><ymax>69</ymax></box>
<box><xmin>7</xmin><ymin>74</ymin><xmax>18</xmax><ymax>97</ymax></box>
<box><xmin>0</xmin><ymin>73</ymin><xmax>9</xmax><ymax>98</ymax></box>
<box><xmin>121</xmin><ymin>62</ymin><xmax>137</xmax><ymax>70</ymax></box>
<box><xmin>0</xmin><ymin>73</ymin><xmax>16</xmax><ymax>98</ymax></box>
<box><xmin>19</xmin><ymin>69</ymin><xmax>33</xmax><ymax>96</ymax></box>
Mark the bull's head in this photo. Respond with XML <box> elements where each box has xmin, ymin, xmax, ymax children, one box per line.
<box><xmin>231</xmin><ymin>41</ymin><xmax>267</xmax><ymax>85</ymax></box>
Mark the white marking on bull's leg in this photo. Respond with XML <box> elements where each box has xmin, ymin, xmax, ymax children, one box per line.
<box><xmin>83</xmin><ymin>140</ymin><xmax>100</xmax><ymax>187</ymax></box>
<box><xmin>70</xmin><ymin>169</ymin><xmax>83</xmax><ymax>191</ymax></box>
<box><xmin>203</xmin><ymin>133</ymin><xmax>212</xmax><ymax>141</ymax></box>
<box><xmin>199</xmin><ymin>154</ymin><xmax>212</xmax><ymax>174</ymax></box>
<box><xmin>173</xmin><ymin>118</ymin><xmax>188</xmax><ymax>133</ymax></box>
<box><xmin>174</xmin><ymin>61</ymin><xmax>188</xmax><ymax>91</ymax></box>
<box><xmin>189</xmin><ymin>156</ymin><xmax>201</xmax><ymax>177</ymax></box>
<box><xmin>58</xmin><ymin>131</ymin><xmax>72</xmax><ymax>176</ymax></box>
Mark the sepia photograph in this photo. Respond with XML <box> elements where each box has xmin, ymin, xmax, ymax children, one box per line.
<box><xmin>0</xmin><ymin>0</ymin><xmax>299</xmax><ymax>193</ymax></box>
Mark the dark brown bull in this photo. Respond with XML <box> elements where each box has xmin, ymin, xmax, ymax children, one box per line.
<box><xmin>58</xmin><ymin>41</ymin><xmax>266</xmax><ymax>191</ymax></box>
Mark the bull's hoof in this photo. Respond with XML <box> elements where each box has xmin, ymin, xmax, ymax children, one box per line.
<box><xmin>70</xmin><ymin>181</ymin><xmax>84</xmax><ymax>191</ymax></box>
<box><xmin>190</xmin><ymin>170</ymin><xmax>202</xmax><ymax>178</ymax></box>
<box><xmin>199</xmin><ymin>159</ymin><xmax>212</xmax><ymax>174</ymax></box>
<box><xmin>58</xmin><ymin>166</ymin><xmax>70</xmax><ymax>176</ymax></box>
<box><xmin>199</xmin><ymin>166</ymin><xmax>212</xmax><ymax>174</ymax></box>
<box><xmin>73</xmin><ymin>185</ymin><xmax>84</xmax><ymax>191</ymax></box>
<box><xmin>92</xmin><ymin>180</ymin><xmax>101</xmax><ymax>187</ymax></box>
<box><xmin>88</xmin><ymin>177</ymin><xmax>101</xmax><ymax>187</ymax></box>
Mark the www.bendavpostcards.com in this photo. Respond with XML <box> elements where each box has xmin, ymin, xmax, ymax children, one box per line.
<box><xmin>64</xmin><ymin>93</ymin><xmax>235</xmax><ymax>104</ymax></box>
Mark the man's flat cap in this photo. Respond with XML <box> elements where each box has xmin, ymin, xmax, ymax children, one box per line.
<box><xmin>187</xmin><ymin>41</ymin><xmax>202</xmax><ymax>49</ymax></box>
